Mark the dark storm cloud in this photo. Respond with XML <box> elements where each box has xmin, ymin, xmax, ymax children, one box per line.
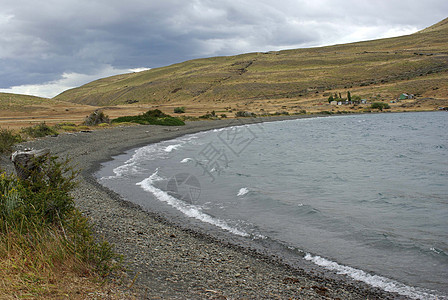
<box><xmin>0</xmin><ymin>0</ymin><xmax>447</xmax><ymax>95</ymax></box>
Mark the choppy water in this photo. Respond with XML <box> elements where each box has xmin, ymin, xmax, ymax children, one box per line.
<box><xmin>97</xmin><ymin>112</ymin><xmax>448</xmax><ymax>299</ymax></box>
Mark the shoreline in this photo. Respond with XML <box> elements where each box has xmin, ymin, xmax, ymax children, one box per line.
<box><xmin>14</xmin><ymin>115</ymin><xmax>400</xmax><ymax>299</ymax></box>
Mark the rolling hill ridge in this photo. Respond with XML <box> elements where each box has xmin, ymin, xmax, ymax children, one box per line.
<box><xmin>54</xmin><ymin>18</ymin><xmax>448</xmax><ymax>112</ymax></box>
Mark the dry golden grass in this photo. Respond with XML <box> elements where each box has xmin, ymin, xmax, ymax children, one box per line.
<box><xmin>0</xmin><ymin>94</ymin><xmax>150</xmax><ymax>130</ymax></box>
<box><xmin>0</xmin><ymin>228</ymin><xmax>133</xmax><ymax>299</ymax></box>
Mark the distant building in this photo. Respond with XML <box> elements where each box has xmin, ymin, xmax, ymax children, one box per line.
<box><xmin>398</xmin><ymin>93</ymin><xmax>414</xmax><ymax>100</ymax></box>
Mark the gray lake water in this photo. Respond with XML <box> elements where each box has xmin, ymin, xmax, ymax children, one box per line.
<box><xmin>97</xmin><ymin>112</ymin><xmax>448</xmax><ymax>299</ymax></box>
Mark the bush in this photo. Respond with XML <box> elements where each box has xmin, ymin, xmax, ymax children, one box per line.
<box><xmin>174</xmin><ymin>107</ymin><xmax>185</xmax><ymax>114</ymax></box>
<box><xmin>21</xmin><ymin>123</ymin><xmax>58</xmax><ymax>138</ymax></box>
<box><xmin>54</xmin><ymin>122</ymin><xmax>77</xmax><ymax>128</ymax></box>
<box><xmin>84</xmin><ymin>110</ymin><xmax>110</xmax><ymax>126</ymax></box>
<box><xmin>371</xmin><ymin>102</ymin><xmax>390</xmax><ymax>111</ymax></box>
<box><xmin>235</xmin><ymin>111</ymin><xmax>256</xmax><ymax>117</ymax></box>
<box><xmin>198</xmin><ymin>113</ymin><xmax>214</xmax><ymax>119</ymax></box>
<box><xmin>112</xmin><ymin>109</ymin><xmax>185</xmax><ymax>126</ymax></box>
<box><xmin>352</xmin><ymin>95</ymin><xmax>362</xmax><ymax>102</ymax></box>
<box><xmin>0</xmin><ymin>128</ymin><xmax>22</xmax><ymax>154</ymax></box>
<box><xmin>0</xmin><ymin>155</ymin><xmax>121</xmax><ymax>278</ymax></box>
<box><xmin>271</xmin><ymin>111</ymin><xmax>289</xmax><ymax>116</ymax></box>
<box><xmin>1</xmin><ymin>155</ymin><xmax>77</xmax><ymax>228</ymax></box>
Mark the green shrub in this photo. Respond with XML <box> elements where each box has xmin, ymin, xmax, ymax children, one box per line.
<box><xmin>21</xmin><ymin>123</ymin><xmax>58</xmax><ymax>138</ymax></box>
<box><xmin>371</xmin><ymin>102</ymin><xmax>390</xmax><ymax>111</ymax></box>
<box><xmin>84</xmin><ymin>110</ymin><xmax>110</xmax><ymax>126</ymax></box>
<box><xmin>1</xmin><ymin>155</ymin><xmax>77</xmax><ymax>229</ymax></box>
<box><xmin>112</xmin><ymin>109</ymin><xmax>185</xmax><ymax>126</ymax></box>
<box><xmin>0</xmin><ymin>128</ymin><xmax>22</xmax><ymax>154</ymax></box>
<box><xmin>174</xmin><ymin>107</ymin><xmax>185</xmax><ymax>114</ymax></box>
<box><xmin>0</xmin><ymin>155</ymin><xmax>120</xmax><ymax>276</ymax></box>
<box><xmin>143</xmin><ymin>109</ymin><xmax>166</xmax><ymax>118</ymax></box>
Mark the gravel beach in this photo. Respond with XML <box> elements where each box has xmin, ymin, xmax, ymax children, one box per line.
<box><xmin>6</xmin><ymin>116</ymin><xmax>401</xmax><ymax>299</ymax></box>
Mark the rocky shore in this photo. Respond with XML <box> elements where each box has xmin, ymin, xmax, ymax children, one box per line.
<box><xmin>7</xmin><ymin>116</ymin><xmax>401</xmax><ymax>299</ymax></box>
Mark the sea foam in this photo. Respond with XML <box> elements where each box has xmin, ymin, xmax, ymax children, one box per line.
<box><xmin>237</xmin><ymin>187</ymin><xmax>249</xmax><ymax>196</ymax></box>
<box><xmin>164</xmin><ymin>144</ymin><xmax>181</xmax><ymax>152</ymax></box>
<box><xmin>304</xmin><ymin>253</ymin><xmax>443</xmax><ymax>300</ymax></box>
<box><xmin>136</xmin><ymin>171</ymin><xmax>249</xmax><ymax>237</ymax></box>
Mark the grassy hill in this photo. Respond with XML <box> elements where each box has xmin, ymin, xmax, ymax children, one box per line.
<box><xmin>0</xmin><ymin>93</ymin><xmax>53</xmax><ymax>111</ymax></box>
<box><xmin>54</xmin><ymin>18</ymin><xmax>448</xmax><ymax>113</ymax></box>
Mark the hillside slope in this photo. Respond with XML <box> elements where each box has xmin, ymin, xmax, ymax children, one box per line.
<box><xmin>54</xmin><ymin>18</ymin><xmax>448</xmax><ymax>111</ymax></box>
<box><xmin>0</xmin><ymin>93</ymin><xmax>51</xmax><ymax>109</ymax></box>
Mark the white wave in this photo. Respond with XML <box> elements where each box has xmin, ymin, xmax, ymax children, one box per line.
<box><xmin>136</xmin><ymin>171</ymin><xmax>249</xmax><ymax>237</ymax></box>
<box><xmin>180</xmin><ymin>157</ymin><xmax>193</xmax><ymax>163</ymax></box>
<box><xmin>101</xmin><ymin>132</ymin><xmax>203</xmax><ymax>179</ymax></box>
<box><xmin>304</xmin><ymin>253</ymin><xmax>443</xmax><ymax>300</ymax></box>
<box><xmin>237</xmin><ymin>187</ymin><xmax>249</xmax><ymax>196</ymax></box>
<box><xmin>109</xmin><ymin>164</ymin><xmax>142</xmax><ymax>179</ymax></box>
<box><xmin>164</xmin><ymin>144</ymin><xmax>181</xmax><ymax>152</ymax></box>
<box><xmin>253</xmin><ymin>233</ymin><xmax>267</xmax><ymax>240</ymax></box>
<box><xmin>100</xmin><ymin>144</ymin><xmax>163</xmax><ymax>180</ymax></box>
<box><xmin>213</xmin><ymin>127</ymin><xmax>231</xmax><ymax>132</ymax></box>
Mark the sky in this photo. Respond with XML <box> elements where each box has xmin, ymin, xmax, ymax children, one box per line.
<box><xmin>1</xmin><ymin>0</ymin><xmax>447</xmax><ymax>98</ymax></box>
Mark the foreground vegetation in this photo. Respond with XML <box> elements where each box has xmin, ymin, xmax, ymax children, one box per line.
<box><xmin>0</xmin><ymin>132</ymin><xmax>129</xmax><ymax>298</ymax></box>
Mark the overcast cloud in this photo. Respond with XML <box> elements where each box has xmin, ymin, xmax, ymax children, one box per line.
<box><xmin>1</xmin><ymin>0</ymin><xmax>447</xmax><ymax>98</ymax></box>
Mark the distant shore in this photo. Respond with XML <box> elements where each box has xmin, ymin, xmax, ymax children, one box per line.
<box><xmin>14</xmin><ymin>115</ymin><xmax>398</xmax><ymax>299</ymax></box>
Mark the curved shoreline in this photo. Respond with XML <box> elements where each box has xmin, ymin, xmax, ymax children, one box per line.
<box><xmin>17</xmin><ymin>116</ymin><xmax>400</xmax><ymax>299</ymax></box>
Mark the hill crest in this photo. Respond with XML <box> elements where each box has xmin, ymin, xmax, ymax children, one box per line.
<box><xmin>54</xmin><ymin>19</ymin><xmax>448</xmax><ymax>113</ymax></box>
